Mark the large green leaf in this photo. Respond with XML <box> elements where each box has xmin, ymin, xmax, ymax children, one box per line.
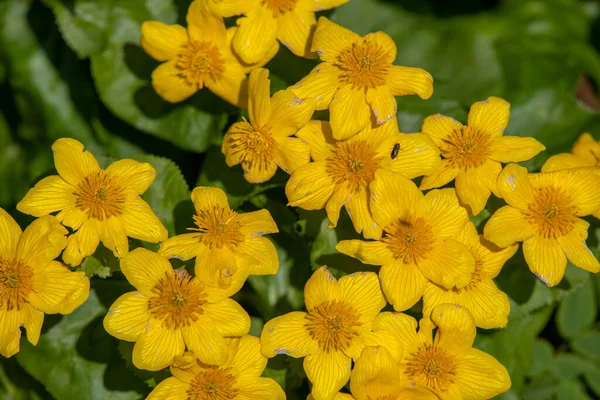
<box><xmin>556</xmin><ymin>277</ymin><xmax>597</xmax><ymax>339</ymax></box>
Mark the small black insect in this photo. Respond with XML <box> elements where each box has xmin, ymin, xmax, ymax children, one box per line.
<box><xmin>391</xmin><ymin>143</ymin><xmax>400</xmax><ymax>159</ymax></box>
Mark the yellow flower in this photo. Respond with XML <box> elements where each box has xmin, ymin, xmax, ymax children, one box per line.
<box><xmin>420</xmin><ymin>97</ymin><xmax>546</xmax><ymax>215</ymax></box>
<box><xmin>292</xmin><ymin>17</ymin><xmax>434</xmax><ymax>140</ymax></box>
<box><xmin>103</xmin><ymin>248</ymin><xmax>250</xmax><ymax>371</ymax></box>
<box><xmin>260</xmin><ymin>267</ymin><xmax>397</xmax><ymax>400</ymax></box>
<box><xmin>336</xmin><ymin>171</ymin><xmax>474</xmax><ymax>311</ymax></box>
<box><xmin>422</xmin><ymin>221</ymin><xmax>516</xmax><ymax>329</ymax></box>
<box><xmin>222</xmin><ymin>68</ymin><xmax>316</xmax><ymax>183</ymax></box>
<box><xmin>147</xmin><ymin>337</ymin><xmax>285</xmax><ymax>400</ymax></box>
<box><xmin>375</xmin><ymin>304</ymin><xmax>511</xmax><ymax>399</ymax></box>
<box><xmin>158</xmin><ymin>186</ymin><xmax>279</xmax><ymax>296</ymax></box>
<box><xmin>286</xmin><ymin>119</ymin><xmax>440</xmax><ymax>239</ymax></box>
<box><xmin>0</xmin><ymin>211</ymin><xmax>89</xmax><ymax>357</ymax></box>
<box><xmin>220</xmin><ymin>0</ymin><xmax>349</xmax><ymax>64</ymax></box>
<box><xmin>484</xmin><ymin>164</ymin><xmax>600</xmax><ymax>286</ymax></box>
<box><xmin>17</xmin><ymin>138</ymin><xmax>167</xmax><ymax>267</ymax></box>
<box><xmin>141</xmin><ymin>2</ymin><xmax>277</xmax><ymax>105</ymax></box>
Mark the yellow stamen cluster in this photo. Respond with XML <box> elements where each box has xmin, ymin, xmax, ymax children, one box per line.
<box><xmin>305</xmin><ymin>299</ymin><xmax>362</xmax><ymax>352</ymax></box>
<box><xmin>0</xmin><ymin>258</ymin><xmax>34</xmax><ymax>311</ymax></box>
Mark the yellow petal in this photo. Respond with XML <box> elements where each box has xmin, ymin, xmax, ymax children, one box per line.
<box><xmin>182</xmin><ymin>316</ymin><xmax>229</xmax><ymax>365</ymax></box>
<box><xmin>106</xmin><ymin>159</ymin><xmax>157</xmax><ymax>196</ymax></box>
<box><xmin>335</xmin><ymin>240</ymin><xmax>393</xmax><ymax>266</ymax></box>
<box><xmin>17</xmin><ymin>215</ymin><xmax>68</xmax><ymax>267</ymax></box>
<box><xmin>51</xmin><ymin>138</ymin><xmax>100</xmax><ymax>187</ymax></box>
<box><xmin>467</xmin><ymin>96</ymin><xmax>510</xmax><ymax>137</ymax></box>
<box><xmin>241</xmin><ymin>160</ymin><xmax>279</xmax><ymax>184</ymax></box>
<box><xmin>286</xmin><ymin>161</ymin><xmax>335</xmax><ymax>209</ymax></box>
<box><xmin>455</xmin><ymin>161</ymin><xmax>502</xmax><ymax>215</ymax></box>
<box><xmin>236</xmin><ymin>376</ymin><xmax>286</xmax><ymax>400</ymax></box>
<box><xmin>572</xmin><ymin>132</ymin><xmax>600</xmax><ymax>162</ymax></box>
<box><xmin>422</xmin><ymin>283</ymin><xmax>456</xmax><ymax>322</ymax></box>
<box><xmin>304</xmin><ymin>350</ymin><xmax>351</xmax><ymax>400</ymax></box>
<box><xmin>206</xmin><ymin>61</ymin><xmax>248</xmax><ymax>108</ymax></box>
<box><xmin>366</xmin><ymin>85</ymin><xmax>396</xmax><ymax>125</ymax></box>
<box><xmin>550</xmin><ymin>169</ymin><xmax>600</xmax><ymax>216</ymax></box>
<box><xmin>421</xmin><ymin>114</ymin><xmax>463</xmax><ymax>149</ymax></box>
<box><xmin>346</xmin><ymin>188</ymin><xmax>382</xmax><ymax>240</ymax></box>
<box><xmin>386</xmin><ymin>66</ymin><xmax>433</xmax><ymax>99</ymax></box>
<box><xmin>99</xmin><ymin>217</ymin><xmax>129</xmax><ymax>258</ymax></box>
<box><xmin>121</xmin><ymin>198</ymin><xmax>168</xmax><ymax>243</ymax></box>
<box><xmin>187</xmin><ymin>1</ymin><xmax>227</xmax><ymax>46</ymax></box>
<box><xmin>248</xmin><ymin>68</ymin><xmax>272</xmax><ymax>127</ymax></box>
<box><xmin>311</xmin><ymin>17</ymin><xmax>360</xmax><ymax>63</ymax></box>
<box><xmin>191</xmin><ymin>186</ymin><xmax>230</xmax><ymax>214</ymax></box>
<box><xmin>16</xmin><ymin>175</ymin><xmax>75</xmax><ymax>217</ymax></box>
<box><xmin>0</xmin><ymin>208</ymin><xmax>21</xmax><ymax>259</ymax></box>
<box><xmin>103</xmin><ymin>292</ymin><xmax>150</xmax><ymax>341</ymax></box>
<box><xmin>237</xmin><ymin>209</ymin><xmax>278</xmax><ymax>237</ymax></box>
<box><xmin>236</xmin><ymin>236</ymin><xmax>279</xmax><ymax>275</ymax></box>
<box><xmin>339</xmin><ymin>272</ymin><xmax>385</xmax><ymax>318</ymax></box>
<box><xmin>478</xmin><ymin>237</ymin><xmax>519</xmax><ymax>278</ymax></box>
<box><xmin>542</xmin><ymin>153</ymin><xmax>594</xmax><ymax>172</ymax></box>
<box><xmin>194</xmin><ymin>246</ymin><xmax>241</xmax><ymax>296</ymax></box>
<box><xmin>227</xmin><ymin>335</ymin><xmax>267</xmax><ymax>378</ymax></box>
<box><xmin>232</xmin><ymin>7</ymin><xmax>278</xmax><ymax>64</ymax></box>
<box><xmin>0</xmin><ymin>309</ymin><xmax>25</xmax><ymax>358</ymax></box>
<box><xmin>120</xmin><ymin>248</ymin><xmax>173</xmax><ymax>293</ymax></box>
<box><xmin>483</xmin><ymin>205</ymin><xmax>534</xmax><ymax>248</ymax></box>
<box><xmin>291</xmin><ymin>63</ymin><xmax>341</xmax><ymax>110</ymax></box>
<box><xmin>295</xmin><ymin>120</ymin><xmax>336</xmax><ymax>162</ymax></box>
<box><xmin>373</xmin><ymin>312</ymin><xmax>427</xmax><ymax>350</ymax></box>
<box><xmin>326</xmin><ymin>183</ymin><xmax>352</xmax><ymax>228</ymax></box>
<box><xmin>523</xmin><ymin>235</ymin><xmax>566</xmax><ymax>287</ymax></box>
<box><xmin>22</xmin><ymin>304</ymin><xmax>44</xmax><ymax>347</ymax></box>
<box><xmin>430</xmin><ymin>303</ymin><xmax>476</xmax><ymax>352</ymax></box>
<box><xmin>490</xmin><ymin>136</ymin><xmax>545</xmax><ymax>163</ymax></box>
<box><xmin>132</xmin><ymin>318</ymin><xmax>185</xmax><ymax>371</ymax></box>
<box><xmin>419</xmin><ymin>188</ymin><xmax>469</xmax><ymax>238</ymax></box>
<box><xmin>454</xmin><ymin>348</ymin><xmax>511</xmax><ymax>399</ymax></box>
<box><xmin>418</xmin><ymin>238</ymin><xmax>474</xmax><ymax>290</ymax></box>
<box><xmin>329</xmin><ymin>85</ymin><xmax>371</xmax><ymax>140</ymax></box>
<box><xmin>270</xmin><ymin>90</ymin><xmax>317</xmax><ymax>137</ymax></box>
<box><xmin>304</xmin><ymin>0</ymin><xmax>350</xmax><ymax>9</ymax></box>
<box><xmin>380</xmin><ymin>261</ymin><xmax>428</xmax><ymax>311</ymax></box>
<box><xmin>260</xmin><ymin>311</ymin><xmax>318</xmax><ymax>358</ymax></box>
<box><xmin>275</xmin><ymin>137</ymin><xmax>311</xmax><ymax>174</ymax></box>
<box><xmin>203</xmin><ymin>299</ymin><xmax>251</xmax><ymax>336</ymax></box>
<box><xmin>379</xmin><ymin>133</ymin><xmax>441</xmax><ymax>180</ymax></box>
<box><xmin>557</xmin><ymin>219</ymin><xmax>600</xmax><ymax>273</ymax></box>
<box><xmin>219</xmin><ymin>0</ymin><xmax>256</xmax><ymax>17</ymax></box>
<box><xmin>62</xmin><ymin>219</ymin><xmax>101</xmax><ymax>267</ymax></box>
<box><xmin>457</xmin><ymin>279</ymin><xmax>510</xmax><ymax>329</ymax></box>
<box><xmin>277</xmin><ymin>9</ymin><xmax>316</xmax><ymax>58</ymax></box>
<box><xmin>363</xmin><ymin>31</ymin><xmax>396</xmax><ymax>63</ymax></box>
<box><xmin>305</xmin><ymin>266</ymin><xmax>341</xmax><ymax>311</ymax></box>
<box><xmin>140</xmin><ymin>21</ymin><xmax>187</xmax><ymax>62</ymax></box>
<box><xmin>151</xmin><ymin>60</ymin><xmax>197</xmax><ymax>103</ymax></box>
<box><xmin>146</xmin><ymin>377</ymin><xmax>189</xmax><ymax>400</ymax></box>
<box><xmin>30</xmin><ymin>261</ymin><xmax>89</xmax><ymax>314</ymax></box>
<box><xmin>350</xmin><ymin>346</ymin><xmax>399</xmax><ymax>400</ymax></box>
<box><xmin>496</xmin><ymin>163</ymin><xmax>535</xmax><ymax>210</ymax></box>
<box><xmin>55</xmin><ymin>206</ymin><xmax>86</xmax><ymax>230</ymax></box>
<box><xmin>370</xmin><ymin>170</ymin><xmax>422</xmax><ymax>230</ymax></box>
<box><xmin>419</xmin><ymin>160</ymin><xmax>460</xmax><ymax>191</ymax></box>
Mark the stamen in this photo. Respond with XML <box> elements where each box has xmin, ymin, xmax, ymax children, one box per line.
<box><xmin>524</xmin><ymin>186</ymin><xmax>577</xmax><ymax>238</ymax></box>
<box><xmin>189</xmin><ymin>206</ymin><xmax>244</xmax><ymax>250</ymax></box>
<box><xmin>225</xmin><ymin>119</ymin><xmax>277</xmax><ymax>175</ymax></box>
<box><xmin>75</xmin><ymin>170</ymin><xmax>126</xmax><ymax>220</ymax></box>
<box><xmin>0</xmin><ymin>258</ymin><xmax>34</xmax><ymax>311</ymax></box>
<box><xmin>186</xmin><ymin>367</ymin><xmax>239</xmax><ymax>400</ymax></box>
<box><xmin>382</xmin><ymin>217</ymin><xmax>434</xmax><ymax>264</ymax></box>
<box><xmin>326</xmin><ymin>140</ymin><xmax>382</xmax><ymax>193</ymax></box>
<box><xmin>261</xmin><ymin>0</ymin><xmax>298</xmax><ymax>17</ymax></box>
<box><xmin>176</xmin><ymin>40</ymin><xmax>225</xmax><ymax>89</ymax></box>
<box><xmin>304</xmin><ymin>300</ymin><xmax>362</xmax><ymax>352</ymax></box>
<box><xmin>441</xmin><ymin>126</ymin><xmax>493</xmax><ymax>170</ymax></box>
<box><xmin>335</xmin><ymin>38</ymin><xmax>391</xmax><ymax>89</ymax></box>
<box><xmin>404</xmin><ymin>344</ymin><xmax>457</xmax><ymax>392</ymax></box>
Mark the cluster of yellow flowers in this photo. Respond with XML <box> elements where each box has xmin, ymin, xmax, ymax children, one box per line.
<box><xmin>1</xmin><ymin>1</ymin><xmax>600</xmax><ymax>399</ymax></box>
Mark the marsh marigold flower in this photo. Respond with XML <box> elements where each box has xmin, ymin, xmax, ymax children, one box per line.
<box><xmin>420</xmin><ymin>97</ymin><xmax>545</xmax><ymax>215</ymax></box>
<box><xmin>0</xmin><ymin>210</ymin><xmax>89</xmax><ymax>357</ymax></box>
<box><xmin>146</xmin><ymin>336</ymin><xmax>285</xmax><ymax>400</ymax></box>
<box><xmin>159</xmin><ymin>186</ymin><xmax>279</xmax><ymax>296</ymax></box>
<box><xmin>17</xmin><ymin>138</ymin><xmax>167</xmax><ymax>266</ymax></box>
<box><xmin>292</xmin><ymin>17</ymin><xmax>434</xmax><ymax>140</ymax></box>
<box><xmin>103</xmin><ymin>248</ymin><xmax>250</xmax><ymax>371</ymax></box>
<box><xmin>422</xmin><ymin>221</ymin><xmax>516</xmax><ymax>329</ymax></box>
<box><xmin>260</xmin><ymin>267</ymin><xmax>397</xmax><ymax>400</ymax></box>
<box><xmin>286</xmin><ymin>119</ymin><xmax>440</xmax><ymax>239</ymax></box>
<box><xmin>141</xmin><ymin>2</ymin><xmax>277</xmax><ymax>105</ymax></box>
<box><xmin>222</xmin><ymin>68</ymin><xmax>316</xmax><ymax>183</ymax></box>
<box><xmin>220</xmin><ymin>0</ymin><xmax>349</xmax><ymax>63</ymax></box>
<box><xmin>337</xmin><ymin>170</ymin><xmax>474</xmax><ymax>311</ymax></box>
<box><xmin>375</xmin><ymin>304</ymin><xmax>511</xmax><ymax>399</ymax></box>
<box><xmin>484</xmin><ymin>164</ymin><xmax>600</xmax><ymax>286</ymax></box>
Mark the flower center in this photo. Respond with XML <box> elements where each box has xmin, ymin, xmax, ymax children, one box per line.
<box><xmin>441</xmin><ymin>126</ymin><xmax>493</xmax><ymax>169</ymax></box>
<box><xmin>148</xmin><ymin>270</ymin><xmax>207</xmax><ymax>330</ymax></box>
<box><xmin>186</xmin><ymin>367</ymin><xmax>239</xmax><ymax>400</ymax></box>
<box><xmin>190</xmin><ymin>206</ymin><xmax>244</xmax><ymax>250</ymax></box>
<box><xmin>326</xmin><ymin>140</ymin><xmax>382</xmax><ymax>193</ymax></box>
<box><xmin>225</xmin><ymin>119</ymin><xmax>277</xmax><ymax>175</ymax></box>
<box><xmin>382</xmin><ymin>217</ymin><xmax>434</xmax><ymax>265</ymax></box>
<box><xmin>75</xmin><ymin>170</ymin><xmax>126</xmax><ymax>220</ymax></box>
<box><xmin>524</xmin><ymin>186</ymin><xmax>577</xmax><ymax>238</ymax></box>
<box><xmin>261</xmin><ymin>0</ymin><xmax>298</xmax><ymax>16</ymax></box>
<box><xmin>335</xmin><ymin>39</ymin><xmax>391</xmax><ymax>89</ymax></box>
<box><xmin>0</xmin><ymin>258</ymin><xmax>34</xmax><ymax>311</ymax></box>
<box><xmin>404</xmin><ymin>344</ymin><xmax>457</xmax><ymax>393</ymax></box>
<box><xmin>177</xmin><ymin>40</ymin><xmax>225</xmax><ymax>88</ymax></box>
<box><xmin>304</xmin><ymin>300</ymin><xmax>362</xmax><ymax>352</ymax></box>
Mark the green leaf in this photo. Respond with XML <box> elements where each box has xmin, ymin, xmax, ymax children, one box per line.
<box><xmin>552</xmin><ymin>353</ymin><xmax>589</xmax><ymax>380</ymax></box>
<box><xmin>556</xmin><ymin>380</ymin><xmax>592</xmax><ymax>400</ymax></box>
<box><xmin>556</xmin><ymin>278</ymin><xmax>597</xmax><ymax>339</ymax></box>
<box><xmin>522</xmin><ymin>375</ymin><xmax>558</xmax><ymax>400</ymax></box>
<box><xmin>529</xmin><ymin>339</ymin><xmax>554</xmax><ymax>378</ymax></box>
<box><xmin>572</xmin><ymin>330</ymin><xmax>600</xmax><ymax>363</ymax></box>
<box><xmin>583</xmin><ymin>362</ymin><xmax>600</xmax><ymax>397</ymax></box>
<box><xmin>0</xmin><ymin>359</ymin><xmax>50</xmax><ymax>400</ymax></box>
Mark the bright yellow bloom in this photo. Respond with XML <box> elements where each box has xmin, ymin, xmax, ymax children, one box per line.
<box><xmin>286</xmin><ymin>119</ymin><xmax>440</xmax><ymax>239</ymax></box>
<box><xmin>147</xmin><ymin>337</ymin><xmax>285</xmax><ymax>400</ymax></box>
<box><xmin>0</xmin><ymin>211</ymin><xmax>89</xmax><ymax>357</ymax></box>
<box><xmin>337</xmin><ymin>171</ymin><xmax>474</xmax><ymax>311</ymax></box>
<box><xmin>103</xmin><ymin>248</ymin><xmax>250</xmax><ymax>371</ymax></box>
<box><xmin>17</xmin><ymin>138</ymin><xmax>167</xmax><ymax>267</ymax></box>
<box><xmin>260</xmin><ymin>267</ymin><xmax>398</xmax><ymax>400</ymax></box>
<box><xmin>159</xmin><ymin>187</ymin><xmax>279</xmax><ymax>296</ymax></box>
<box><xmin>484</xmin><ymin>164</ymin><xmax>600</xmax><ymax>286</ymax></box>
<box><xmin>420</xmin><ymin>97</ymin><xmax>545</xmax><ymax>215</ymax></box>
<box><xmin>375</xmin><ymin>304</ymin><xmax>511</xmax><ymax>399</ymax></box>
<box><xmin>292</xmin><ymin>17</ymin><xmax>434</xmax><ymax>140</ymax></box>
<box><xmin>222</xmin><ymin>68</ymin><xmax>316</xmax><ymax>183</ymax></box>
<box><xmin>141</xmin><ymin>2</ymin><xmax>277</xmax><ymax>105</ymax></box>
<box><xmin>220</xmin><ymin>0</ymin><xmax>349</xmax><ymax>64</ymax></box>
<box><xmin>422</xmin><ymin>221</ymin><xmax>516</xmax><ymax>329</ymax></box>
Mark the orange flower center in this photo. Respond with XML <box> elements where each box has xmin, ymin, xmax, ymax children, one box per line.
<box><xmin>441</xmin><ymin>125</ymin><xmax>493</xmax><ymax>169</ymax></box>
<box><xmin>224</xmin><ymin>119</ymin><xmax>277</xmax><ymax>177</ymax></box>
<box><xmin>335</xmin><ymin>38</ymin><xmax>391</xmax><ymax>89</ymax></box>
<box><xmin>404</xmin><ymin>344</ymin><xmax>458</xmax><ymax>393</ymax></box>
<box><xmin>75</xmin><ymin>170</ymin><xmax>126</xmax><ymax>220</ymax></box>
<box><xmin>382</xmin><ymin>217</ymin><xmax>434</xmax><ymax>264</ymax></box>
<box><xmin>305</xmin><ymin>299</ymin><xmax>362</xmax><ymax>352</ymax></box>
<box><xmin>177</xmin><ymin>40</ymin><xmax>225</xmax><ymax>88</ymax></box>
<box><xmin>186</xmin><ymin>367</ymin><xmax>239</xmax><ymax>400</ymax></box>
<box><xmin>0</xmin><ymin>258</ymin><xmax>34</xmax><ymax>311</ymax></box>
<box><xmin>326</xmin><ymin>140</ymin><xmax>382</xmax><ymax>193</ymax></box>
<box><xmin>148</xmin><ymin>270</ymin><xmax>207</xmax><ymax>330</ymax></box>
<box><xmin>524</xmin><ymin>185</ymin><xmax>577</xmax><ymax>238</ymax></box>
<box><xmin>190</xmin><ymin>206</ymin><xmax>244</xmax><ymax>251</ymax></box>
<box><xmin>261</xmin><ymin>0</ymin><xmax>298</xmax><ymax>17</ymax></box>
